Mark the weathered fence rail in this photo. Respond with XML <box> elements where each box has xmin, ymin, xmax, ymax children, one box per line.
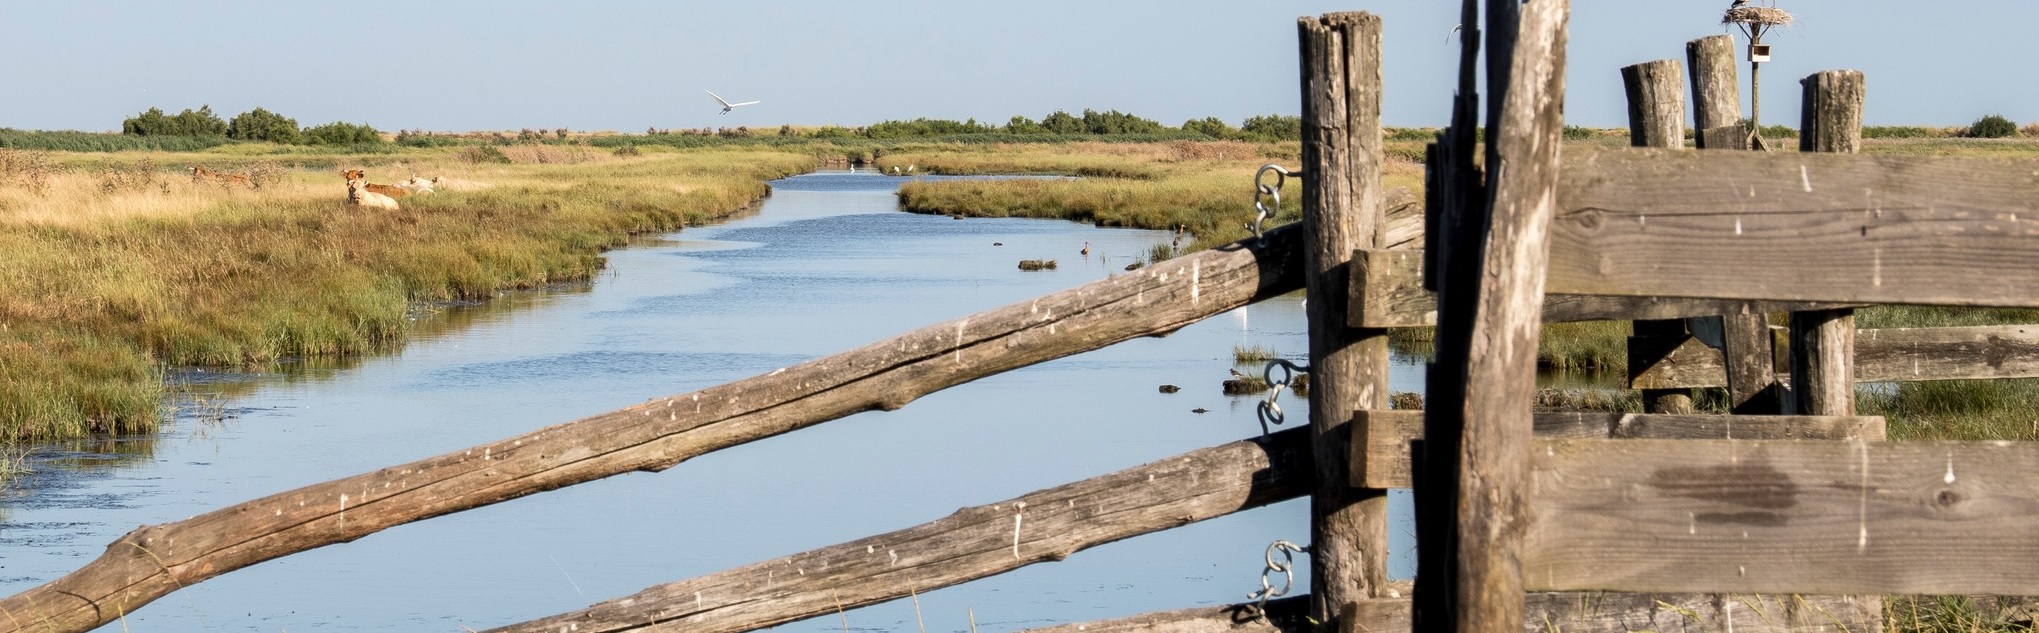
<box><xmin>16</xmin><ymin>4</ymin><xmax>2039</xmax><ymax>633</ymax></box>
<box><xmin>0</xmin><ymin>221</ymin><xmax>1313</xmax><ymax>633</ymax></box>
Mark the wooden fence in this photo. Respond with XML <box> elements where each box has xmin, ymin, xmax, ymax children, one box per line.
<box><xmin>8</xmin><ymin>3</ymin><xmax>2039</xmax><ymax>633</ymax></box>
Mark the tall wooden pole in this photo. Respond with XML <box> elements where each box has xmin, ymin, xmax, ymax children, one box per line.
<box><xmin>1299</xmin><ymin>11</ymin><xmax>1390</xmax><ymax>624</ymax></box>
<box><xmin>1791</xmin><ymin>69</ymin><xmax>1864</xmax><ymax>416</ymax></box>
<box><xmin>1418</xmin><ymin>0</ymin><xmax>1570</xmax><ymax>631</ymax></box>
<box><xmin>1412</xmin><ymin>0</ymin><xmax>1482</xmax><ymax>629</ymax></box>
<box><xmin>1619</xmin><ymin>59</ymin><xmax>1694</xmax><ymax>413</ymax></box>
<box><xmin>1687</xmin><ymin>34</ymin><xmax>1781</xmax><ymax>414</ymax></box>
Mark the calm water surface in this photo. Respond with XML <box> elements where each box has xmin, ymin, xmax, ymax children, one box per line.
<box><xmin>3</xmin><ymin>172</ymin><xmax>1422</xmax><ymax>632</ymax></box>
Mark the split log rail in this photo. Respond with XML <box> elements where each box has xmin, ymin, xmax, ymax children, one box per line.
<box><xmin>8</xmin><ymin>4</ymin><xmax>2039</xmax><ymax>633</ymax></box>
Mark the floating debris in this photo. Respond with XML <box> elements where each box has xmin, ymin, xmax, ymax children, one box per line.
<box><xmin>1158</xmin><ymin>384</ymin><xmax>1181</xmax><ymax>394</ymax></box>
<box><xmin>1018</xmin><ymin>259</ymin><xmax>1058</xmax><ymax>271</ymax></box>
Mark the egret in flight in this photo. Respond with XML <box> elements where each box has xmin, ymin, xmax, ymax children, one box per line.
<box><xmin>706</xmin><ymin>90</ymin><xmax>760</xmax><ymax>114</ymax></box>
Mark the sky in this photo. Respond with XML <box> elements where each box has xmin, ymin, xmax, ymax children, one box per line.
<box><xmin>2</xmin><ymin>1</ymin><xmax>2034</xmax><ymax>134</ymax></box>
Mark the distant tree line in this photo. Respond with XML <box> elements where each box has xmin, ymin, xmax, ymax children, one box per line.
<box><xmin>857</xmin><ymin>110</ymin><xmax>1301</xmax><ymax>141</ymax></box>
<box><xmin>122</xmin><ymin>106</ymin><xmax>385</xmax><ymax>146</ymax></box>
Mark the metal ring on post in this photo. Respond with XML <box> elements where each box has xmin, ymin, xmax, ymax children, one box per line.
<box><xmin>1245</xmin><ymin>539</ymin><xmax>1309</xmax><ymax>619</ymax></box>
<box><xmin>1251</xmin><ymin>165</ymin><xmax>1296</xmax><ymax>243</ymax></box>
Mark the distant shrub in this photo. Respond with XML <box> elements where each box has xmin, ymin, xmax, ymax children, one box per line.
<box><xmin>226</xmin><ymin>108</ymin><xmax>301</xmax><ymax>144</ymax></box>
<box><xmin>612</xmin><ymin>144</ymin><xmax>642</xmax><ymax>157</ymax></box>
<box><xmin>1862</xmin><ymin>126</ymin><xmax>1941</xmax><ymax>139</ymax></box>
<box><xmin>122</xmin><ymin>105</ymin><xmax>228</xmax><ymax>137</ymax></box>
<box><xmin>1385</xmin><ymin>127</ymin><xmax>1437</xmax><ymax>142</ymax></box>
<box><xmin>1562</xmin><ymin>125</ymin><xmax>1600</xmax><ymax>140</ymax></box>
<box><xmin>303</xmin><ymin>121</ymin><xmax>385</xmax><ymax>145</ymax></box>
<box><xmin>457</xmin><ymin>145</ymin><xmax>511</xmax><ymax>164</ymax></box>
<box><xmin>2024</xmin><ymin>123</ymin><xmax>2039</xmax><ymax>138</ymax></box>
<box><xmin>1181</xmin><ymin>116</ymin><xmax>1239</xmax><ymax>139</ymax></box>
<box><xmin>1966</xmin><ymin>114</ymin><xmax>2018</xmax><ymax>138</ymax></box>
<box><xmin>1240</xmin><ymin>114</ymin><xmax>1302</xmax><ymax>142</ymax></box>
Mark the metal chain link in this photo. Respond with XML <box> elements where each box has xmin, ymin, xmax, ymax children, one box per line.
<box><xmin>1245</xmin><ymin>539</ymin><xmax>1309</xmax><ymax>619</ymax></box>
<box><xmin>1256</xmin><ymin>359</ymin><xmax>1310</xmax><ymax>441</ymax></box>
<box><xmin>1250</xmin><ymin>165</ymin><xmax>1299</xmax><ymax>243</ymax></box>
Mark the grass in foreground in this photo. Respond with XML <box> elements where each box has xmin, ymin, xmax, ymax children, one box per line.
<box><xmin>0</xmin><ymin>145</ymin><xmax>810</xmax><ymax>443</ymax></box>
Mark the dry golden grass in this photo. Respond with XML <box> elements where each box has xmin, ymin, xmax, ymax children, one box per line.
<box><xmin>0</xmin><ymin>145</ymin><xmax>811</xmax><ymax>444</ymax></box>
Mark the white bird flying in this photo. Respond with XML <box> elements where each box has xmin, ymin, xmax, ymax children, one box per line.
<box><xmin>706</xmin><ymin>90</ymin><xmax>760</xmax><ymax>115</ymax></box>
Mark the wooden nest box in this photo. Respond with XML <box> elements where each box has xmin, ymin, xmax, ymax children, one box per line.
<box><xmin>1749</xmin><ymin>43</ymin><xmax>1772</xmax><ymax>62</ymax></box>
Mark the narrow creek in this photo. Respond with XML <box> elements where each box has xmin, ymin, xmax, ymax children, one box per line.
<box><xmin>2</xmin><ymin>172</ymin><xmax>1425</xmax><ymax>632</ymax></box>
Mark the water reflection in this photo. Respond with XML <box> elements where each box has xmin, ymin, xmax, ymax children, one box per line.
<box><xmin>4</xmin><ymin>171</ymin><xmax>1421</xmax><ymax>632</ymax></box>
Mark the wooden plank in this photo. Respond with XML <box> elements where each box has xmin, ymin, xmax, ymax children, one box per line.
<box><xmin>1350</xmin><ymin>592</ymin><xmax>1876</xmax><ymax>633</ymax></box>
<box><xmin>1527</xmin><ymin>438</ymin><xmax>2039</xmax><ymax>595</ymax></box>
<box><xmin>486</xmin><ymin>429</ymin><xmax>1315</xmax><ymax>633</ymax></box>
<box><xmin>1015</xmin><ymin>591</ymin><xmax>1876</xmax><ymax>633</ymax></box>
<box><xmin>1020</xmin><ymin>596</ymin><xmax>1311</xmax><ymax>633</ymax></box>
<box><xmin>1549</xmin><ymin>148</ymin><xmax>2039</xmax><ymax>307</ymax></box>
<box><xmin>1350</xmin><ymin>248</ymin><xmax>1851</xmax><ymax>328</ymax></box>
<box><xmin>1353</xmin><ymin>410</ymin><xmax>1884</xmax><ymax>489</ymax></box>
<box><xmin>1634</xmin><ymin>324</ymin><xmax>2039</xmax><ymax>387</ymax></box>
<box><xmin>1300</xmin><ymin>11</ymin><xmax>1393</xmax><ymax>619</ymax></box>
<box><xmin>0</xmin><ymin>225</ymin><xmax>1315</xmax><ymax>633</ymax></box>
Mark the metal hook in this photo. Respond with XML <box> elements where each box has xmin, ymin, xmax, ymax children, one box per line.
<box><xmin>1246</xmin><ymin>540</ymin><xmax>1309</xmax><ymax>619</ymax></box>
<box><xmin>1255</xmin><ymin>359</ymin><xmax>1310</xmax><ymax>441</ymax></box>
<box><xmin>1251</xmin><ymin>165</ymin><xmax>1296</xmax><ymax>243</ymax></box>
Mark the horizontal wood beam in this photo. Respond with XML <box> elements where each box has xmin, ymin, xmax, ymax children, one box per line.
<box><xmin>1633</xmin><ymin>324</ymin><xmax>2039</xmax><ymax>388</ymax></box>
<box><xmin>1015</xmin><ymin>590</ymin><xmax>1878</xmax><ymax>633</ymax></box>
<box><xmin>1528</xmin><ymin>438</ymin><xmax>2039</xmax><ymax>595</ymax></box>
<box><xmin>1353</xmin><ymin>411</ymin><xmax>1883</xmax><ymax>489</ymax></box>
<box><xmin>1553</xmin><ymin>148</ymin><xmax>2039</xmax><ymax>308</ymax></box>
<box><xmin>1346</xmin><ymin>591</ymin><xmax>1876</xmax><ymax>633</ymax></box>
<box><xmin>487</xmin><ymin>429</ymin><xmax>1315</xmax><ymax>633</ymax></box>
<box><xmin>1349</xmin><ymin>248</ymin><xmax>1849</xmax><ymax>328</ymax></box>
<box><xmin>0</xmin><ymin>225</ymin><xmax>1313</xmax><ymax>633</ymax></box>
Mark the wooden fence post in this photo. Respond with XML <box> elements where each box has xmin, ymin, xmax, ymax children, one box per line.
<box><xmin>1619</xmin><ymin>59</ymin><xmax>1697</xmax><ymax>413</ymax></box>
<box><xmin>1791</xmin><ymin>69</ymin><xmax>1864</xmax><ymax>416</ymax></box>
<box><xmin>1299</xmin><ymin>11</ymin><xmax>1391</xmax><ymax>623</ymax></box>
<box><xmin>1686</xmin><ymin>34</ymin><xmax>1782</xmax><ymax>414</ymax></box>
<box><xmin>1417</xmin><ymin>0</ymin><xmax>1570</xmax><ymax>631</ymax></box>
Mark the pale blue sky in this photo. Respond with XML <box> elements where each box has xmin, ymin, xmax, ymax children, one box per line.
<box><xmin>2</xmin><ymin>1</ymin><xmax>2031</xmax><ymax>133</ymax></box>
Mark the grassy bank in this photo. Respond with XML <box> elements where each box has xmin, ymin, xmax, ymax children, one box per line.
<box><xmin>890</xmin><ymin>140</ymin><xmax>1425</xmax><ymax>248</ymax></box>
<box><xmin>0</xmin><ymin>144</ymin><xmax>810</xmax><ymax>443</ymax></box>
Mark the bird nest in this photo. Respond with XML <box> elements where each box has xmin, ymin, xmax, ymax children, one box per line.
<box><xmin>1723</xmin><ymin>6</ymin><xmax>1794</xmax><ymax>26</ymax></box>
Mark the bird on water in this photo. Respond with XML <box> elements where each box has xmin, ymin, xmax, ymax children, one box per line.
<box><xmin>1080</xmin><ymin>242</ymin><xmax>1091</xmax><ymax>256</ymax></box>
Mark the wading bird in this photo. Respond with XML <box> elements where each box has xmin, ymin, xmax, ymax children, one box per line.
<box><xmin>706</xmin><ymin>90</ymin><xmax>760</xmax><ymax>114</ymax></box>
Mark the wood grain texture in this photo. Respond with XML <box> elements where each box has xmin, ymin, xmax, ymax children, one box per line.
<box><xmin>1448</xmin><ymin>1</ymin><xmax>1570</xmax><ymax>631</ymax></box>
<box><xmin>1350</xmin><ymin>247</ymin><xmax>1849</xmax><ymax>328</ymax></box>
<box><xmin>1621</xmin><ymin>59</ymin><xmax>1684</xmax><ymax>150</ymax></box>
<box><xmin>1412</xmin><ymin>0</ymin><xmax>1486</xmax><ymax>627</ymax></box>
<box><xmin>0</xmin><ymin>226</ymin><xmax>1311</xmax><ymax>633</ymax></box>
<box><xmin>1301</xmin><ymin>11</ymin><xmax>1392</xmax><ymax>618</ymax></box>
<box><xmin>1527</xmin><ymin>438</ymin><xmax>2039</xmax><ymax>595</ymax></box>
<box><xmin>488</xmin><ymin>429</ymin><xmax>1315</xmax><ymax>633</ymax></box>
<box><xmin>1351</xmin><ymin>592</ymin><xmax>1876</xmax><ymax>633</ymax></box>
<box><xmin>1353</xmin><ymin>410</ymin><xmax>1884</xmax><ymax>489</ymax></box>
<box><xmin>1788</xmin><ymin>69</ymin><xmax>1866</xmax><ymax>416</ymax></box>
<box><xmin>1633</xmin><ymin>324</ymin><xmax>2039</xmax><ymax>387</ymax></box>
<box><xmin>1686</xmin><ymin>35</ymin><xmax>1744</xmax><ymax>150</ymax></box>
<box><xmin>1550</xmin><ymin>148</ymin><xmax>2039</xmax><ymax>307</ymax></box>
<box><xmin>1021</xmin><ymin>596</ymin><xmax>1312</xmax><ymax>633</ymax></box>
<box><xmin>1721</xmin><ymin>312</ymin><xmax>1783</xmax><ymax>413</ymax></box>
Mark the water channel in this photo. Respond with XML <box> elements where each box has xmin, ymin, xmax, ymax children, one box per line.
<box><xmin>2</xmin><ymin>172</ymin><xmax>1424</xmax><ymax>632</ymax></box>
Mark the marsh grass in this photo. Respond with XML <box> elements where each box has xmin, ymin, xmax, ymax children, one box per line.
<box><xmin>889</xmin><ymin>141</ymin><xmax>1414</xmax><ymax>246</ymax></box>
<box><xmin>0</xmin><ymin>145</ymin><xmax>809</xmax><ymax>444</ymax></box>
<box><xmin>1232</xmin><ymin>344</ymin><xmax>1279</xmax><ymax>363</ymax></box>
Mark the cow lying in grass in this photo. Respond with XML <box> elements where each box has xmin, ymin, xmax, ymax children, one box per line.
<box><xmin>340</xmin><ymin>169</ymin><xmax>409</xmax><ymax>199</ymax></box>
<box><xmin>343</xmin><ymin>171</ymin><xmax>400</xmax><ymax>210</ymax></box>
